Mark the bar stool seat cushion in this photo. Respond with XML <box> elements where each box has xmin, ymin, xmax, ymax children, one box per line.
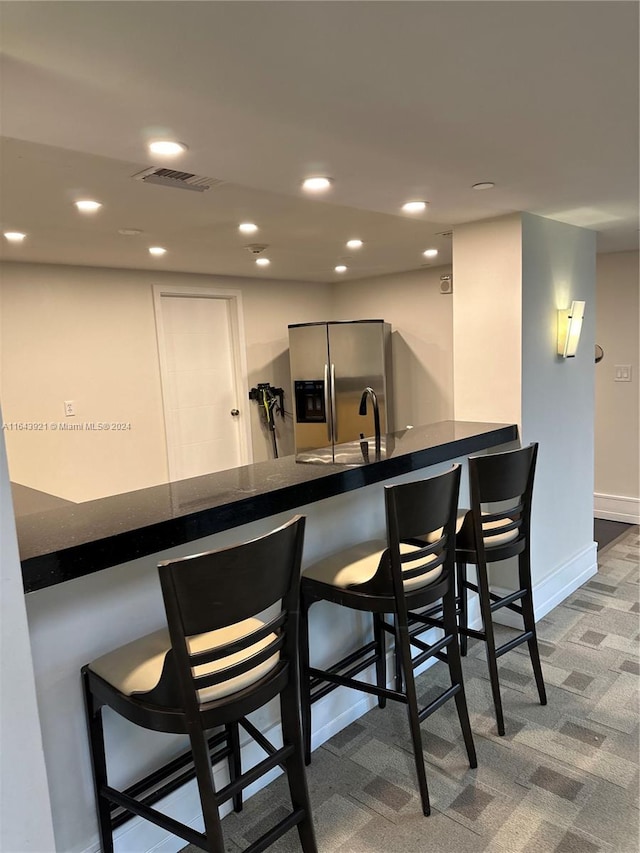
<box><xmin>89</xmin><ymin>617</ymin><xmax>279</xmax><ymax>705</ymax></box>
<box><xmin>302</xmin><ymin>539</ymin><xmax>441</xmax><ymax>591</ymax></box>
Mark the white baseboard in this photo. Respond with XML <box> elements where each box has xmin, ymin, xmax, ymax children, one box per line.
<box><xmin>594</xmin><ymin>492</ymin><xmax>640</xmax><ymax>524</ymax></box>
<box><xmin>492</xmin><ymin>541</ymin><xmax>598</xmax><ymax>629</ymax></box>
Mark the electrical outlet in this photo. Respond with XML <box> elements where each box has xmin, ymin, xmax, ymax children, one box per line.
<box><xmin>614</xmin><ymin>365</ymin><xmax>632</xmax><ymax>382</ymax></box>
<box><xmin>64</xmin><ymin>400</ymin><xmax>76</xmax><ymax>417</ymax></box>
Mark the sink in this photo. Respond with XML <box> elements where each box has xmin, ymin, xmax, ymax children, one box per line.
<box><xmin>296</xmin><ymin>437</ymin><xmax>388</xmax><ymax>466</ymax></box>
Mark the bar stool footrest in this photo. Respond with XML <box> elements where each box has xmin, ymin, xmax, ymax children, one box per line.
<box><xmin>418</xmin><ymin>683</ymin><xmax>461</xmax><ymax>723</ymax></box>
<box><xmin>408</xmin><ymin>614</ymin><xmax>446</xmax><ymax>634</ymax></box>
<box><xmin>458</xmin><ymin>626</ymin><xmax>486</xmax><ymax>642</ymax></box>
<box><xmin>104</xmin><ymin>784</ymin><xmax>207</xmax><ymax>846</ymax></box>
<box><xmin>112</xmin><ymin>730</ymin><xmax>231</xmax><ymax>829</ymax></box>
<box><xmin>490</xmin><ymin>587</ymin><xmax>526</xmax><ymax>614</ymax></box>
<box><xmin>462</xmin><ymin>581</ymin><xmax>526</xmax><ymax>615</ymax></box>
<box><xmin>309</xmin><ymin>666</ymin><xmax>406</xmax><ymax>704</ymax></box>
<box><xmin>309</xmin><ymin>651</ymin><xmax>382</xmax><ymax>703</ymax></box>
<box><xmin>218</xmin><ymin>745</ymin><xmax>295</xmax><ymax>805</ymax></box>
<box><xmin>408</xmin><ymin>631</ymin><xmax>451</xmax><ymax>657</ymax></box>
<box><xmin>495</xmin><ymin>630</ymin><xmax>533</xmax><ymax>658</ymax></box>
<box><xmin>244</xmin><ymin>808</ymin><xmax>306</xmax><ymax>853</ymax></box>
<box><xmin>309</xmin><ymin>640</ymin><xmax>378</xmax><ymax>688</ymax></box>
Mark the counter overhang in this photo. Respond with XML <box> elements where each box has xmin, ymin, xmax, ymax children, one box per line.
<box><xmin>16</xmin><ymin>421</ymin><xmax>518</xmax><ymax>593</ymax></box>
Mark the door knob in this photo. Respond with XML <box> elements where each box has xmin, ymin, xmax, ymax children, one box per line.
<box><xmin>230</xmin><ymin>409</ymin><xmax>240</xmax><ymax>417</ymax></box>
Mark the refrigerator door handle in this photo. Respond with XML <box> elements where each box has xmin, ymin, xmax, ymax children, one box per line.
<box><xmin>324</xmin><ymin>363</ymin><xmax>332</xmax><ymax>442</ymax></box>
<box><xmin>330</xmin><ymin>362</ymin><xmax>338</xmax><ymax>442</ymax></box>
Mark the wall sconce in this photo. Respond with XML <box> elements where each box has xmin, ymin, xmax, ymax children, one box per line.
<box><xmin>557</xmin><ymin>300</ymin><xmax>585</xmax><ymax>358</ymax></box>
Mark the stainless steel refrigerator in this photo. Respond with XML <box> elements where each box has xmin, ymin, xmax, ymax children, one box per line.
<box><xmin>288</xmin><ymin>320</ymin><xmax>393</xmax><ymax>461</ymax></box>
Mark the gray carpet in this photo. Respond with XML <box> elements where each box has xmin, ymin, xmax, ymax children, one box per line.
<box><xmin>184</xmin><ymin>526</ymin><xmax>640</xmax><ymax>852</ymax></box>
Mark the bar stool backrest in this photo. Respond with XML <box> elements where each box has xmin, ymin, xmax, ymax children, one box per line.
<box><xmin>382</xmin><ymin>464</ymin><xmax>462</xmax><ymax>603</ymax></box>
<box><xmin>157</xmin><ymin>515</ymin><xmax>306</xmax><ymax>716</ymax></box>
<box><xmin>468</xmin><ymin>443</ymin><xmax>538</xmax><ymax>561</ymax></box>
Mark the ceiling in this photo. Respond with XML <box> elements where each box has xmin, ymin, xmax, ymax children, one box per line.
<box><xmin>0</xmin><ymin>1</ymin><xmax>637</xmax><ymax>283</ymax></box>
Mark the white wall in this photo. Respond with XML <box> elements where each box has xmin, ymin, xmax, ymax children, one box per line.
<box><xmin>332</xmin><ymin>266</ymin><xmax>454</xmax><ymax>428</ymax></box>
<box><xmin>453</xmin><ymin>213</ymin><xmax>597</xmax><ymax>609</ymax></box>
<box><xmin>0</xmin><ymin>262</ymin><xmax>333</xmax><ymax>501</ymax></box>
<box><xmin>0</xmin><ymin>405</ymin><xmax>56</xmax><ymax>853</ymax></box>
<box><xmin>594</xmin><ymin>251</ymin><xmax>639</xmax><ymax>523</ymax></box>
<box><xmin>520</xmin><ymin>213</ymin><xmax>596</xmax><ymax>590</ymax></box>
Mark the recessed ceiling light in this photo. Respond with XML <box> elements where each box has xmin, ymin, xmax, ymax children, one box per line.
<box><xmin>402</xmin><ymin>201</ymin><xmax>427</xmax><ymax>213</ymax></box>
<box><xmin>148</xmin><ymin>140</ymin><xmax>188</xmax><ymax>156</ymax></box>
<box><xmin>334</xmin><ymin>265</ymin><xmax>347</xmax><ymax>273</ymax></box>
<box><xmin>239</xmin><ymin>223</ymin><xmax>258</xmax><ymax>234</ymax></box>
<box><xmin>423</xmin><ymin>248</ymin><xmax>438</xmax><ymax>258</ymax></box>
<box><xmin>255</xmin><ymin>257</ymin><xmax>270</xmax><ymax>267</ymax></box>
<box><xmin>75</xmin><ymin>200</ymin><xmax>102</xmax><ymax>213</ymax></box>
<box><xmin>472</xmin><ymin>182</ymin><xmax>495</xmax><ymax>190</ymax></box>
<box><xmin>4</xmin><ymin>231</ymin><xmax>26</xmax><ymax>242</ymax></box>
<box><xmin>346</xmin><ymin>239</ymin><xmax>363</xmax><ymax>249</ymax></box>
<box><xmin>148</xmin><ymin>246</ymin><xmax>167</xmax><ymax>256</ymax></box>
<box><xmin>118</xmin><ymin>228</ymin><xmax>143</xmax><ymax>236</ymax></box>
<box><xmin>302</xmin><ymin>176</ymin><xmax>333</xmax><ymax>193</ymax></box>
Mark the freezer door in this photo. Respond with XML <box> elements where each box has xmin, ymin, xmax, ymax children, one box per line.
<box><xmin>328</xmin><ymin>322</ymin><xmax>390</xmax><ymax>445</ymax></box>
<box><xmin>288</xmin><ymin>323</ymin><xmax>332</xmax><ymax>451</ymax></box>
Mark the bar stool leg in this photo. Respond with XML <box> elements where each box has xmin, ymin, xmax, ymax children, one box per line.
<box><xmin>396</xmin><ymin>625</ymin><xmax>431</xmax><ymax>816</ymax></box>
<box><xmin>226</xmin><ymin>722</ymin><xmax>243</xmax><ymax>813</ymax></box>
<box><xmin>456</xmin><ymin>561</ymin><xmax>468</xmax><ymax>657</ymax></box>
<box><xmin>299</xmin><ymin>592</ymin><xmax>313</xmax><ymax>765</ymax></box>
<box><xmin>519</xmin><ymin>553</ymin><xmax>547</xmax><ymax>706</ymax></box>
<box><xmin>394</xmin><ymin>619</ymin><xmax>403</xmax><ymax>693</ymax></box>
<box><xmin>279</xmin><ymin>683</ymin><xmax>319</xmax><ymax>852</ymax></box>
<box><xmin>373</xmin><ymin>613</ymin><xmax>387</xmax><ymax>708</ymax></box>
<box><xmin>475</xmin><ymin>559</ymin><xmax>506</xmax><ymax>736</ymax></box>
<box><xmin>442</xmin><ymin>589</ymin><xmax>477</xmax><ymax>768</ymax></box>
<box><xmin>82</xmin><ymin>670</ymin><xmax>115</xmax><ymax>853</ymax></box>
<box><xmin>190</xmin><ymin>729</ymin><xmax>226</xmax><ymax>853</ymax></box>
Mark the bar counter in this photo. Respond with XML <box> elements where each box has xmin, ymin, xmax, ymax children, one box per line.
<box><xmin>19</xmin><ymin>418</ymin><xmax>518</xmax><ymax>853</ymax></box>
<box><xmin>15</xmin><ymin>420</ymin><xmax>518</xmax><ymax>593</ymax></box>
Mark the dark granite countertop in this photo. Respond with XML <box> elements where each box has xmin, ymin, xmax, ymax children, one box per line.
<box><xmin>15</xmin><ymin>420</ymin><xmax>518</xmax><ymax>593</ymax></box>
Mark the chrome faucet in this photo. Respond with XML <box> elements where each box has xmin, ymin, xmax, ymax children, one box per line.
<box><xmin>359</xmin><ymin>387</ymin><xmax>381</xmax><ymax>459</ymax></box>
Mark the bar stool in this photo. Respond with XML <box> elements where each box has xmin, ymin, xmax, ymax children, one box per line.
<box><xmin>81</xmin><ymin>516</ymin><xmax>317</xmax><ymax>853</ymax></box>
<box><xmin>299</xmin><ymin>465</ymin><xmax>477</xmax><ymax>817</ymax></box>
<box><xmin>455</xmin><ymin>443</ymin><xmax>547</xmax><ymax>736</ymax></box>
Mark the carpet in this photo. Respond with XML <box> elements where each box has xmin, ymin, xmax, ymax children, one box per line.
<box><xmin>182</xmin><ymin>526</ymin><xmax>639</xmax><ymax>853</ymax></box>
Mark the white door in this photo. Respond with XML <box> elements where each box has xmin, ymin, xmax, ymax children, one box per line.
<box><xmin>155</xmin><ymin>288</ymin><xmax>251</xmax><ymax>481</ymax></box>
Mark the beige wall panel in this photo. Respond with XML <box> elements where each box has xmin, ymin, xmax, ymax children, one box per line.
<box><xmin>331</xmin><ymin>266</ymin><xmax>454</xmax><ymax>429</ymax></box>
<box><xmin>1</xmin><ymin>264</ymin><xmax>168</xmax><ymax>501</ymax></box>
<box><xmin>595</xmin><ymin>251</ymin><xmax>639</xmax><ymax>509</ymax></box>
<box><xmin>0</xmin><ymin>262</ymin><xmax>332</xmax><ymax>500</ymax></box>
<box><xmin>452</xmin><ymin>214</ymin><xmax>523</xmax><ymax>426</ymax></box>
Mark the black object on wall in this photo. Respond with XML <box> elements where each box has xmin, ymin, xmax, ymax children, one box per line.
<box><xmin>249</xmin><ymin>383</ymin><xmax>285</xmax><ymax>457</ymax></box>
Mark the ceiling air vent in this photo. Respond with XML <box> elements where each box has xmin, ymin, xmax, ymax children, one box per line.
<box><xmin>131</xmin><ymin>167</ymin><xmax>224</xmax><ymax>193</ymax></box>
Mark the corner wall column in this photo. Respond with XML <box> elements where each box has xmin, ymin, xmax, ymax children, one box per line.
<box><xmin>452</xmin><ymin>212</ymin><xmax>597</xmax><ymax>603</ymax></box>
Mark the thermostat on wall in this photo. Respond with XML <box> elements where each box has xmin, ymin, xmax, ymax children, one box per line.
<box><xmin>440</xmin><ymin>274</ymin><xmax>453</xmax><ymax>294</ymax></box>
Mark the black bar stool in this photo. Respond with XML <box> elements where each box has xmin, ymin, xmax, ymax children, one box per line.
<box><xmin>455</xmin><ymin>443</ymin><xmax>547</xmax><ymax>735</ymax></box>
<box><xmin>299</xmin><ymin>465</ymin><xmax>477</xmax><ymax>816</ymax></box>
<box><xmin>82</xmin><ymin>516</ymin><xmax>317</xmax><ymax>853</ymax></box>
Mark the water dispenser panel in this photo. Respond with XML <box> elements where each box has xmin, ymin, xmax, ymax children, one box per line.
<box><xmin>294</xmin><ymin>380</ymin><xmax>326</xmax><ymax>423</ymax></box>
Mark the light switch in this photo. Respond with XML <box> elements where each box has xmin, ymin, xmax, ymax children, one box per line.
<box><xmin>614</xmin><ymin>365</ymin><xmax>632</xmax><ymax>382</ymax></box>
